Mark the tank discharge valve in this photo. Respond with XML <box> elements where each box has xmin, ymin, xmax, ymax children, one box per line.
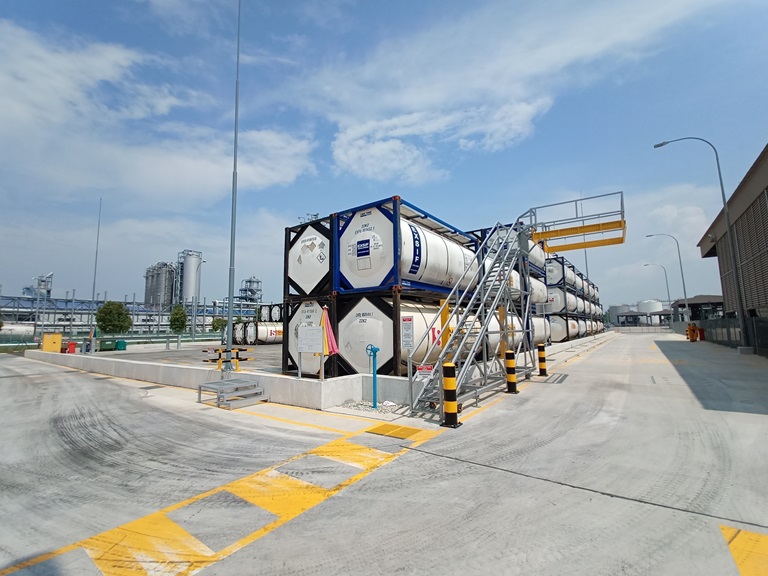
<box><xmin>366</xmin><ymin>344</ymin><xmax>380</xmax><ymax>409</ymax></box>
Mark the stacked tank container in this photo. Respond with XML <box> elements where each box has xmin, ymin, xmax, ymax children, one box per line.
<box><xmin>283</xmin><ymin>216</ymin><xmax>338</xmax><ymax>376</ymax></box>
<box><xmin>466</xmin><ymin>224</ymin><xmax>551</xmax><ymax>348</ymax></box>
<box><xmin>546</xmin><ymin>256</ymin><xmax>604</xmax><ymax>342</ymax></box>
<box><xmin>282</xmin><ymin>197</ymin><xmax>482</xmax><ymax>377</ymax></box>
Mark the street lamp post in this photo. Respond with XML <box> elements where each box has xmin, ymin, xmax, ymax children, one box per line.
<box><xmin>646</xmin><ymin>234</ymin><xmax>689</xmax><ymax>322</ymax></box>
<box><xmin>644</xmin><ymin>263</ymin><xmax>672</xmax><ymax>313</ymax></box>
<box><xmin>654</xmin><ymin>137</ymin><xmax>748</xmax><ymax>346</ymax></box>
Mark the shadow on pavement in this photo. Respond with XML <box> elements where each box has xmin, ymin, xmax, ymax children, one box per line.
<box><xmin>655</xmin><ymin>339</ymin><xmax>768</xmax><ymax>416</ymax></box>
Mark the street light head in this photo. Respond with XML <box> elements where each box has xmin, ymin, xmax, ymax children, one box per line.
<box><xmin>653</xmin><ymin>141</ymin><xmax>668</xmax><ymax>149</ymax></box>
<box><xmin>646</xmin><ymin>234</ymin><xmax>655</xmax><ymax>238</ymax></box>
<box><xmin>643</xmin><ymin>264</ymin><xmax>650</xmax><ymax>267</ymax></box>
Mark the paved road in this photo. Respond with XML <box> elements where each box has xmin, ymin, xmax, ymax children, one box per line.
<box><xmin>1</xmin><ymin>333</ymin><xmax>767</xmax><ymax>575</ymax></box>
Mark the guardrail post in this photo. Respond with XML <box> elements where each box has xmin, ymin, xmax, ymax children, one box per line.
<box><xmin>440</xmin><ymin>362</ymin><xmax>462</xmax><ymax>428</ymax></box>
<box><xmin>537</xmin><ymin>343</ymin><xmax>547</xmax><ymax>376</ymax></box>
<box><xmin>505</xmin><ymin>350</ymin><xmax>518</xmax><ymax>394</ymax></box>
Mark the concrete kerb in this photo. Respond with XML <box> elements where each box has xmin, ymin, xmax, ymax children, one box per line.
<box><xmin>24</xmin><ymin>349</ymin><xmax>408</xmax><ymax>411</ymax></box>
<box><xmin>25</xmin><ymin>333</ymin><xmax>617</xmax><ymax>412</ymax></box>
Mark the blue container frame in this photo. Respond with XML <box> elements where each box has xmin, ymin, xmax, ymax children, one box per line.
<box><xmin>332</xmin><ymin>196</ymin><xmax>478</xmax><ymax>295</ymax></box>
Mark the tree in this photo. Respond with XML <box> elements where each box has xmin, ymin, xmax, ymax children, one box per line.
<box><xmin>170</xmin><ymin>305</ymin><xmax>187</xmax><ymax>334</ymax></box>
<box><xmin>95</xmin><ymin>301</ymin><xmax>132</xmax><ymax>334</ymax></box>
<box><xmin>211</xmin><ymin>317</ymin><xmax>227</xmax><ymax>333</ymax></box>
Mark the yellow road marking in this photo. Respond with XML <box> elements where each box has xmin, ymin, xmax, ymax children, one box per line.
<box><xmin>0</xmin><ymin>424</ymin><xmax>437</xmax><ymax>576</ymax></box>
<box><xmin>459</xmin><ymin>397</ymin><xmax>505</xmax><ymax>423</ymax></box>
<box><xmin>234</xmin><ymin>408</ymin><xmax>350</xmax><ymax>435</ymax></box>
<box><xmin>722</xmin><ymin>526</ymin><xmax>768</xmax><ymax>575</ymax></box>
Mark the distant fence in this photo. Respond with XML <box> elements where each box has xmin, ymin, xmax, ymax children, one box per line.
<box><xmin>610</xmin><ymin>326</ymin><xmax>672</xmax><ymax>334</ymax></box>
<box><xmin>672</xmin><ymin>318</ymin><xmax>768</xmax><ymax>358</ymax></box>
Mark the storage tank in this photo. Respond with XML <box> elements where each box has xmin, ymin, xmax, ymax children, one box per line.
<box><xmin>285</xmin><ymin>219</ymin><xmax>332</xmax><ymax>297</ymax></box>
<box><xmin>244</xmin><ymin>321</ymin><xmax>257</xmax><ymax>345</ymax></box>
<box><xmin>181</xmin><ymin>250</ymin><xmax>202</xmax><ymax>303</ymax></box>
<box><xmin>545</xmin><ymin>259</ymin><xmax>576</xmax><ymax>286</ymax></box>
<box><xmin>528</xmin><ymin>276</ymin><xmax>548</xmax><ymax>304</ymax></box>
<box><xmin>550</xmin><ymin>316</ymin><xmax>579</xmax><ymax>343</ymax></box>
<box><xmin>257</xmin><ymin>322</ymin><xmax>283</xmax><ymax>344</ymax></box>
<box><xmin>233</xmin><ymin>322</ymin><xmax>245</xmax><ymax>345</ymax></box>
<box><xmin>286</xmin><ymin>300</ymin><xmax>329</xmax><ymax>375</ymax></box>
<box><xmin>527</xmin><ymin>241</ymin><xmax>546</xmax><ymax>270</ymax></box>
<box><xmin>637</xmin><ymin>299</ymin><xmax>663</xmax><ymax>325</ymax></box>
<box><xmin>576</xmin><ymin>298</ymin><xmax>585</xmax><ymax>314</ymax></box>
<box><xmin>270</xmin><ymin>304</ymin><xmax>283</xmax><ymax>322</ymax></box>
<box><xmin>573</xmin><ymin>275</ymin><xmax>584</xmax><ymax>293</ymax></box>
<box><xmin>577</xmin><ymin>319</ymin><xmax>587</xmax><ymax>337</ymax></box>
<box><xmin>547</xmin><ymin>287</ymin><xmax>578</xmax><ymax>313</ymax></box>
<box><xmin>337</xmin><ymin>203</ymin><xmax>478</xmax><ymax>292</ymax></box>
<box><xmin>259</xmin><ymin>305</ymin><xmax>270</xmax><ymax>322</ymax></box>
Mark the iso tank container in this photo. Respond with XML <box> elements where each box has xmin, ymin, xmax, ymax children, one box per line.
<box><xmin>334</xmin><ymin>296</ymin><xmax>549</xmax><ymax>376</ymax></box>
<box><xmin>283</xmin><ymin>298</ymin><xmax>337</xmax><ymax>377</ymax></box>
<box><xmin>471</xmin><ymin>226</ymin><xmax>547</xmax><ymax>277</ymax></box>
<box><xmin>547</xmin><ymin>287</ymin><xmax>578</xmax><ymax>313</ymax></box>
<box><xmin>545</xmin><ymin>258</ymin><xmax>577</xmax><ymax>287</ymax></box>
<box><xmin>284</xmin><ymin>218</ymin><xmax>333</xmax><ymax>298</ymax></box>
<box><xmin>334</xmin><ymin>197</ymin><xmax>479</xmax><ymax>294</ymax></box>
<box><xmin>257</xmin><ymin>322</ymin><xmax>283</xmax><ymax>344</ymax></box>
<box><xmin>550</xmin><ymin>316</ymin><xmax>579</xmax><ymax>343</ymax></box>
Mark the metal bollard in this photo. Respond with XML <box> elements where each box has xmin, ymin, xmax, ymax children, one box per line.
<box><xmin>537</xmin><ymin>343</ymin><xmax>548</xmax><ymax>376</ymax></box>
<box><xmin>505</xmin><ymin>350</ymin><xmax>519</xmax><ymax>394</ymax></box>
<box><xmin>440</xmin><ymin>362</ymin><xmax>462</xmax><ymax>428</ymax></box>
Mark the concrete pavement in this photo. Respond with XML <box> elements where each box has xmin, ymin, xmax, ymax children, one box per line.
<box><xmin>2</xmin><ymin>332</ymin><xmax>767</xmax><ymax>575</ymax></box>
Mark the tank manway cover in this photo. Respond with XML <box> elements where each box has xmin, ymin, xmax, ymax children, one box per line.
<box><xmin>289</xmin><ymin>227</ymin><xmax>330</xmax><ymax>295</ymax></box>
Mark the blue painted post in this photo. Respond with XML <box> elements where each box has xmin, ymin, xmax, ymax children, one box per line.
<box><xmin>366</xmin><ymin>344</ymin><xmax>380</xmax><ymax>409</ymax></box>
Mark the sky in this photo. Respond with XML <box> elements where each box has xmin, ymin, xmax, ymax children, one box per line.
<box><xmin>1</xmin><ymin>0</ymin><xmax>766</xmax><ymax>309</ymax></box>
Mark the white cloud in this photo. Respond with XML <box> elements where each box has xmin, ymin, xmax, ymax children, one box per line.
<box><xmin>292</xmin><ymin>0</ymin><xmax>726</xmax><ymax>183</ymax></box>
<box><xmin>0</xmin><ymin>20</ymin><xmax>315</xmax><ymax>212</ymax></box>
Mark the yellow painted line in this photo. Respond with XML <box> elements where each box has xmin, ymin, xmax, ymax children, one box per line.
<box><xmin>0</xmin><ymin>423</ymin><xmax>436</xmax><ymax>576</ymax></box>
<box><xmin>459</xmin><ymin>397</ymin><xmax>505</xmax><ymax>423</ymax></box>
<box><xmin>226</xmin><ymin>470</ymin><xmax>330</xmax><ymax>518</ymax></box>
<box><xmin>82</xmin><ymin>512</ymin><xmax>214</xmax><ymax>575</ymax></box>
<box><xmin>310</xmin><ymin>438</ymin><xmax>395</xmax><ymax>469</ymax></box>
<box><xmin>234</xmin><ymin>408</ymin><xmax>350</xmax><ymax>435</ymax></box>
<box><xmin>269</xmin><ymin>402</ymin><xmax>386</xmax><ymax>424</ymax></box>
<box><xmin>722</xmin><ymin>526</ymin><xmax>768</xmax><ymax>575</ymax></box>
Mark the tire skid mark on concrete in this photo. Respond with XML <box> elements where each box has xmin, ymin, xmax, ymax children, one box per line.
<box><xmin>0</xmin><ymin>425</ymin><xmax>440</xmax><ymax>576</ymax></box>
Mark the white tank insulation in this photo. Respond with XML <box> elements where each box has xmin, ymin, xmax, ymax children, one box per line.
<box><xmin>287</xmin><ymin>226</ymin><xmax>330</xmax><ymax>296</ymax></box>
<box><xmin>182</xmin><ymin>251</ymin><xmax>202</xmax><ymax>303</ymax></box>
<box><xmin>576</xmin><ymin>298</ymin><xmax>585</xmax><ymax>313</ymax></box>
<box><xmin>527</xmin><ymin>241</ymin><xmax>547</xmax><ymax>269</ymax></box>
<box><xmin>550</xmin><ymin>316</ymin><xmax>579</xmax><ymax>343</ymax></box>
<box><xmin>577</xmin><ymin>320</ymin><xmax>587</xmax><ymax>337</ymax></box>
<box><xmin>573</xmin><ymin>275</ymin><xmax>584</xmax><ymax>292</ymax></box>
<box><xmin>287</xmin><ymin>300</ymin><xmax>327</xmax><ymax>375</ymax></box>
<box><xmin>258</xmin><ymin>322</ymin><xmax>283</xmax><ymax>344</ymax></box>
<box><xmin>233</xmin><ymin>322</ymin><xmax>245</xmax><ymax>345</ymax></box>
<box><xmin>594</xmin><ymin>287</ymin><xmax>600</xmax><ymax>301</ymax></box>
<box><xmin>547</xmin><ymin>287</ymin><xmax>578</xmax><ymax>313</ymax></box>
<box><xmin>528</xmin><ymin>276</ymin><xmax>548</xmax><ymax>304</ymax></box>
<box><xmin>245</xmin><ymin>321</ymin><xmax>257</xmax><ymax>345</ymax></box>
<box><xmin>339</xmin><ymin>209</ymin><xmax>478</xmax><ymax>291</ymax></box>
<box><xmin>545</xmin><ymin>261</ymin><xmax>576</xmax><ymax>286</ymax></box>
<box><xmin>336</xmin><ymin>298</ymin><xmax>551</xmax><ymax>374</ymax></box>
<box><xmin>270</xmin><ymin>304</ymin><xmax>283</xmax><ymax>322</ymax></box>
<box><xmin>259</xmin><ymin>306</ymin><xmax>270</xmax><ymax>322</ymax></box>
<box><xmin>584</xmin><ymin>301</ymin><xmax>592</xmax><ymax>315</ymax></box>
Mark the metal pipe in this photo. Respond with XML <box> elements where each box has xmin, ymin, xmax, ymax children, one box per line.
<box><xmin>654</xmin><ymin>137</ymin><xmax>748</xmax><ymax>346</ymax></box>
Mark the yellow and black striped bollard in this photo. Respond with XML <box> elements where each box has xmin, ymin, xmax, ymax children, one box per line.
<box><xmin>505</xmin><ymin>350</ymin><xmax>519</xmax><ymax>394</ymax></box>
<box><xmin>537</xmin><ymin>343</ymin><xmax>547</xmax><ymax>376</ymax></box>
<box><xmin>441</xmin><ymin>362</ymin><xmax>462</xmax><ymax>428</ymax></box>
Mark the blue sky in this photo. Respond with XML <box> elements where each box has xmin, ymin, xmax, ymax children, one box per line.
<box><xmin>1</xmin><ymin>0</ymin><xmax>766</xmax><ymax>308</ymax></box>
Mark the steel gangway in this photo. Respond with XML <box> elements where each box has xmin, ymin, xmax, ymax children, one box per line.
<box><xmin>408</xmin><ymin>221</ymin><xmax>539</xmax><ymax>415</ymax></box>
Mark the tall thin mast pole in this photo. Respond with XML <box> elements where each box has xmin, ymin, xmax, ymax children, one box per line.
<box><xmin>90</xmin><ymin>197</ymin><xmax>102</xmax><ymax>329</ymax></box>
<box><xmin>224</xmin><ymin>0</ymin><xmax>242</xmax><ymax>372</ymax></box>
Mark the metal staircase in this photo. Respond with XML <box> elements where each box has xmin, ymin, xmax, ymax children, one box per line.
<box><xmin>408</xmin><ymin>222</ymin><xmax>538</xmax><ymax>414</ymax></box>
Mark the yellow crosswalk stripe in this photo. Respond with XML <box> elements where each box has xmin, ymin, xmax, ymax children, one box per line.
<box><xmin>722</xmin><ymin>526</ymin><xmax>768</xmax><ymax>576</ymax></box>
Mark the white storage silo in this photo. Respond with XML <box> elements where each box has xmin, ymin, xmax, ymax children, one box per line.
<box><xmin>637</xmin><ymin>300</ymin><xmax>663</xmax><ymax>325</ymax></box>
